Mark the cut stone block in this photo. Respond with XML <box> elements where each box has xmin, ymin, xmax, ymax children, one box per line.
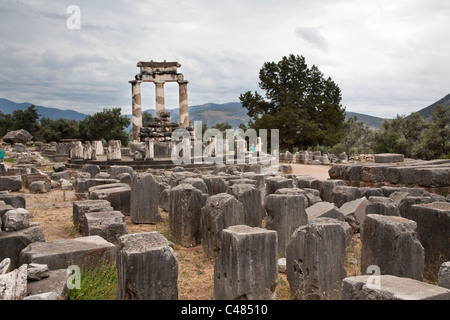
<box><xmin>0</xmin><ymin>224</ymin><xmax>45</xmax><ymax>270</ymax></box>
<box><xmin>81</xmin><ymin>164</ymin><xmax>101</xmax><ymax>178</ymax></box>
<box><xmin>29</xmin><ymin>181</ymin><xmax>51</xmax><ymax>194</ymax></box>
<box><xmin>265</xmin><ymin>192</ymin><xmax>308</xmax><ymax>258</ymax></box>
<box><xmin>286</xmin><ymin>218</ymin><xmax>347</xmax><ymax>300</ymax></box>
<box><xmin>339</xmin><ymin>197</ymin><xmax>369</xmax><ymax>232</ymax></box>
<box><xmin>330</xmin><ymin>186</ymin><xmax>361</xmax><ymax>208</ymax></box>
<box><xmin>180</xmin><ymin>177</ymin><xmax>208</xmax><ymax>194</ymax></box>
<box><xmin>201</xmin><ymin>193</ymin><xmax>245</xmax><ymax>259</ymax></box>
<box><xmin>27</xmin><ymin>263</ymin><xmax>49</xmax><ymax>281</ymax></box>
<box><xmin>365</xmin><ymin>196</ymin><xmax>400</xmax><ymax>218</ymax></box>
<box><xmin>108</xmin><ymin>165</ymin><xmax>133</xmax><ymax>179</ymax></box>
<box><xmin>407</xmin><ymin>202</ymin><xmax>450</xmax><ymax>277</ymax></box>
<box><xmin>130</xmin><ymin>173</ymin><xmax>161</xmax><ymax>224</ymax></box>
<box><xmin>265</xmin><ymin>176</ymin><xmax>293</xmax><ymax>196</ymax></box>
<box><xmin>169</xmin><ymin>183</ymin><xmax>208</xmax><ymax>247</ymax></box>
<box><xmin>306</xmin><ymin>202</ymin><xmax>343</xmax><ymax>221</ymax></box>
<box><xmin>2</xmin><ymin>208</ymin><xmax>30</xmax><ymax>231</ymax></box>
<box><xmin>83</xmin><ymin>211</ymin><xmax>128</xmax><ymax>245</ymax></box>
<box><xmin>318</xmin><ymin>179</ymin><xmax>346</xmax><ymax>202</ymax></box>
<box><xmin>89</xmin><ymin>183</ymin><xmax>131</xmax><ymax>216</ymax></box>
<box><xmin>72</xmin><ymin>200</ymin><xmax>114</xmax><ymax>232</ymax></box>
<box><xmin>0</xmin><ymin>175</ymin><xmax>22</xmax><ymax>192</ymax></box>
<box><xmin>116</xmin><ymin>232</ymin><xmax>178</xmax><ymax>300</ymax></box>
<box><xmin>0</xmin><ymin>194</ymin><xmax>26</xmax><ymax>209</ymax></box>
<box><xmin>0</xmin><ymin>264</ymin><xmax>27</xmax><ymax>300</ymax></box>
<box><xmin>438</xmin><ymin>262</ymin><xmax>450</xmax><ymax>289</ymax></box>
<box><xmin>341</xmin><ymin>275</ymin><xmax>450</xmax><ymax>300</ymax></box>
<box><xmin>214</xmin><ymin>225</ymin><xmax>278</xmax><ymax>300</ymax></box>
<box><xmin>201</xmin><ymin>175</ymin><xmax>228</xmax><ymax>196</ymax></box>
<box><xmin>374</xmin><ymin>153</ymin><xmax>404</xmax><ymax>163</ymax></box>
<box><xmin>26</xmin><ymin>269</ymin><xmax>69</xmax><ymax>300</ymax></box>
<box><xmin>74</xmin><ymin>178</ymin><xmax>120</xmax><ymax>197</ymax></box>
<box><xmin>229</xmin><ymin>183</ymin><xmax>263</xmax><ymax>227</ymax></box>
<box><xmin>169</xmin><ymin>171</ymin><xmax>201</xmax><ymax>188</ymax></box>
<box><xmin>361</xmin><ymin>214</ymin><xmax>424</xmax><ymax>281</ymax></box>
<box><xmin>20</xmin><ymin>235</ymin><xmax>116</xmax><ymax>271</ymax></box>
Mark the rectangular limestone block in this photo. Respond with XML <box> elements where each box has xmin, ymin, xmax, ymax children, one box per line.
<box><xmin>169</xmin><ymin>183</ymin><xmax>207</xmax><ymax>247</ymax></box>
<box><xmin>286</xmin><ymin>217</ymin><xmax>347</xmax><ymax>300</ymax></box>
<box><xmin>82</xmin><ymin>211</ymin><xmax>128</xmax><ymax>245</ymax></box>
<box><xmin>73</xmin><ymin>200</ymin><xmax>114</xmax><ymax>232</ymax></box>
<box><xmin>361</xmin><ymin>214</ymin><xmax>424</xmax><ymax>281</ymax></box>
<box><xmin>88</xmin><ymin>183</ymin><xmax>131</xmax><ymax>216</ymax></box>
<box><xmin>408</xmin><ymin>202</ymin><xmax>450</xmax><ymax>277</ymax></box>
<box><xmin>265</xmin><ymin>193</ymin><xmax>308</xmax><ymax>258</ymax></box>
<box><xmin>20</xmin><ymin>236</ymin><xmax>116</xmax><ymax>271</ymax></box>
<box><xmin>228</xmin><ymin>183</ymin><xmax>262</xmax><ymax>227</ymax></box>
<box><xmin>374</xmin><ymin>153</ymin><xmax>404</xmax><ymax>163</ymax></box>
<box><xmin>0</xmin><ymin>224</ymin><xmax>45</xmax><ymax>270</ymax></box>
<box><xmin>200</xmin><ymin>193</ymin><xmax>244</xmax><ymax>259</ymax></box>
<box><xmin>341</xmin><ymin>274</ymin><xmax>450</xmax><ymax>300</ymax></box>
<box><xmin>130</xmin><ymin>173</ymin><xmax>161</xmax><ymax>224</ymax></box>
<box><xmin>265</xmin><ymin>176</ymin><xmax>293</xmax><ymax>196</ymax></box>
<box><xmin>214</xmin><ymin>225</ymin><xmax>278</xmax><ymax>300</ymax></box>
<box><xmin>116</xmin><ymin>232</ymin><xmax>178</xmax><ymax>300</ymax></box>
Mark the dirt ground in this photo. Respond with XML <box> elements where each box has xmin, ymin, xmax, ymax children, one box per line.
<box><xmin>289</xmin><ymin>163</ymin><xmax>331</xmax><ymax>180</ymax></box>
<box><xmin>22</xmin><ymin>163</ymin><xmax>350</xmax><ymax>300</ymax></box>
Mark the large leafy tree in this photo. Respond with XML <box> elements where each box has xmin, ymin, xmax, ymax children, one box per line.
<box><xmin>79</xmin><ymin>108</ymin><xmax>130</xmax><ymax>146</ymax></box>
<box><xmin>11</xmin><ymin>105</ymin><xmax>41</xmax><ymax>138</ymax></box>
<box><xmin>239</xmin><ymin>54</ymin><xmax>346</xmax><ymax>151</ymax></box>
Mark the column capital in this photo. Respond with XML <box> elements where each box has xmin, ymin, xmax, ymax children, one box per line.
<box><xmin>177</xmin><ymin>80</ymin><xmax>189</xmax><ymax>85</ymax></box>
<box><xmin>129</xmin><ymin>80</ymin><xmax>143</xmax><ymax>85</ymax></box>
<box><xmin>154</xmin><ymin>80</ymin><xmax>166</xmax><ymax>85</ymax></box>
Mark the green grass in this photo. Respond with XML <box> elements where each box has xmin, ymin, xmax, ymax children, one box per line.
<box><xmin>67</xmin><ymin>262</ymin><xmax>118</xmax><ymax>300</ymax></box>
<box><xmin>4</xmin><ymin>157</ymin><xmax>15</xmax><ymax>163</ymax></box>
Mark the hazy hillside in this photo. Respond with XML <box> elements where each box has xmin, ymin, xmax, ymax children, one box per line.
<box><xmin>5</xmin><ymin>94</ymin><xmax>448</xmax><ymax>131</ymax></box>
<box><xmin>415</xmin><ymin>93</ymin><xmax>450</xmax><ymax>119</ymax></box>
<box><xmin>0</xmin><ymin>98</ymin><xmax>86</xmax><ymax>121</ymax></box>
<box><xmin>345</xmin><ymin>111</ymin><xmax>387</xmax><ymax>129</ymax></box>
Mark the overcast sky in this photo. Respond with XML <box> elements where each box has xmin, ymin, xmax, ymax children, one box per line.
<box><xmin>0</xmin><ymin>0</ymin><xmax>449</xmax><ymax>118</ymax></box>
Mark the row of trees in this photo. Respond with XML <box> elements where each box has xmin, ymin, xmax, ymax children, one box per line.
<box><xmin>329</xmin><ymin>105</ymin><xmax>450</xmax><ymax>160</ymax></box>
<box><xmin>239</xmin><ymin>54</ymin><xmax>449</xmax><ymax>160</ymax></box>
<box><xmin>1</xmin><ymin>54</ymin><xmax>448</xmax><ymax>160</ymax></box>
<box><xmin>0</xmin><ymin>105</ymin><xmax>131</xmax><ymax>146</ymax></box>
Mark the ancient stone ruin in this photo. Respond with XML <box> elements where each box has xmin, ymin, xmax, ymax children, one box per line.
<box><xmin>0</xmin><ymin>62</ymin><xmax>449</xmax><ymax>301</ymax></box>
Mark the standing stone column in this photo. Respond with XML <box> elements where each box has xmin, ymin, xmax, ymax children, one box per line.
<box><xmin>155</xmin><ymin>81</ymin><xmax>165</xmax><ymax>118</ymax></box>
<box><xmin>92</xmin><ymin>140</ymin><xmax>104</xmax><ymax>156</ymax></box>
<box><xmin>107</xmin><ymin>140</ymin><xmax>122</xmax><ymax>161</ymax></box>
<box><xmin>130</xmin><ymin>172</ymin><xmax>161</xmax><ymax>224</ymax></box>
<box><xmin>116</xmin><ymin>232</ymin><xmax>178</xmax><ymax>300</ymax></box>
<box><xmin>130</xmin><ymin>80</ymin><xmax>143</xmax><ymax>142</ymax></box>
<box><xmin>214</xmin><ymin>225</ymin><xmax>278</xmax><ymax>300</ymax></box>
<box><xmin>178</xmin><ymin>80</ymin><xmax>189</xmax><ymax>127</ymax></box>
<box><xmin>286</xmin><ymin>218</ymin><xmax>347</xmax><ymax>300</ymax></box>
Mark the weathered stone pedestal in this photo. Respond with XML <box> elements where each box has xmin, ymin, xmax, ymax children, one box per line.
<box><xmin>265</xmin><ymin>192</ymin><xmax>308</xmax><ymax>258</ymax></box>
<box><xmin>200</xmin><ymin>193</ymin><xmax>244</xmax><ymax>259</ymax></box>
<box><xmin>361</xmin><ymin>214</ymin><xmax>425</xmax><ymax>281</ymax></box>
<box><xmin>130</xmin><ymin>173</ymin><xmax>161</xmax><ymax>224</ymax></box>
<box><xmin>286</xmin><ymin>218</ymin><xmax>347</xmax><ymax>300</ymax></box>
<box><xmin>169</xmin><ymin>183</ymin><xmax>207</xmax><ymax>247</ymax></box>
<box><xmin>116</xmin><ymin>232</ymin><xmax>178</xmax><ymax>300</ymax></box>
<box><xmin>214</xmin><ymin>225</ymin><xmax>278</xmax><ymax>300</ymax></box>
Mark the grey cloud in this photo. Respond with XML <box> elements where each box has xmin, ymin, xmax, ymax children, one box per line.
<box><xmin>295</xmin><ymin>26</ymin><xmax>329</xmax><ymax>51</ymax></box>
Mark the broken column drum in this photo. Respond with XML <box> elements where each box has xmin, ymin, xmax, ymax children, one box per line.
<box><xmin>130</xmin><ymin>61</ymin><xmax>190</xmax><ymax>141</ymax></box>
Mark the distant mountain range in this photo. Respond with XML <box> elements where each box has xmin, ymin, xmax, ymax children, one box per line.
<box><xmin>0</xmin><ymin>98</ymin><xmax>86</xmax><ymax>121</ymax></box>
<box><xmin>1</xmin><ymin>94</ymin><xmax>449</xmax><ymax>130</ymax></box>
